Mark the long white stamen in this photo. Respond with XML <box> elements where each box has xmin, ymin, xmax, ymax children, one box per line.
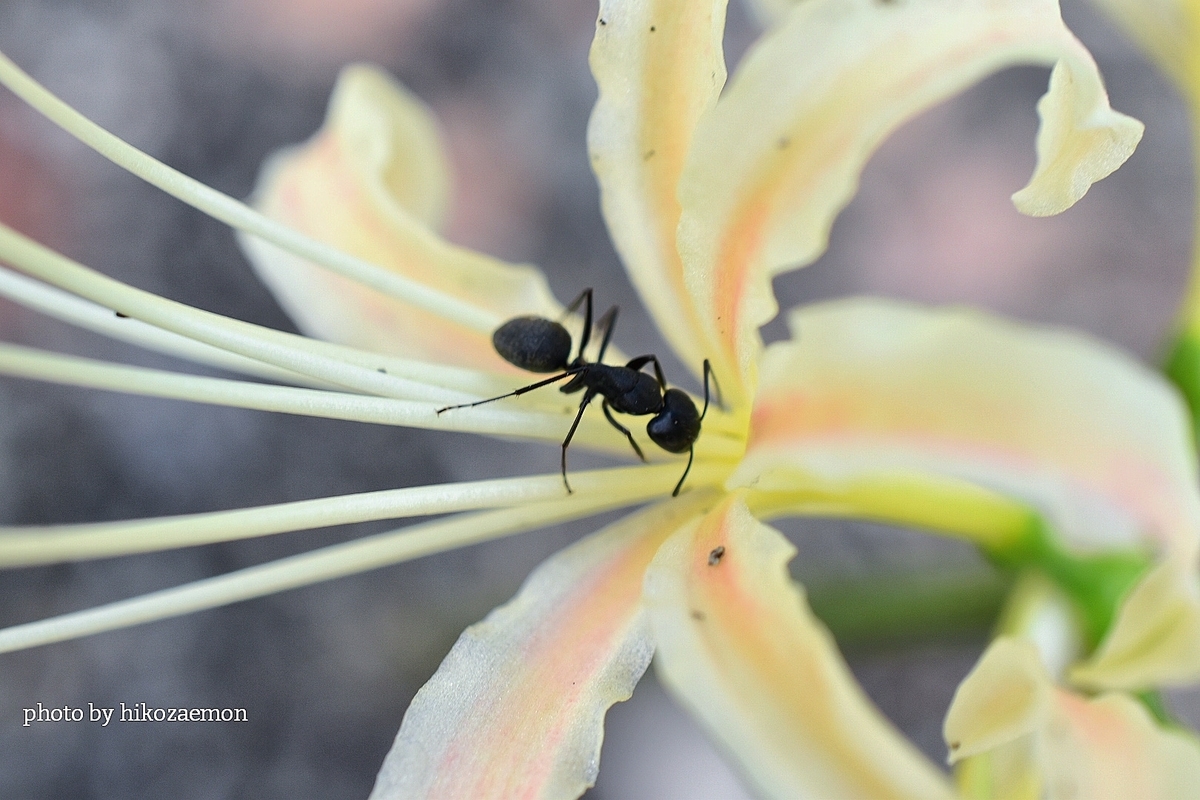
<box><xmin>0</xmin><ymin>262</ymin><xmax>536</xmax><ymax>401</ymax></box>
<box><xmin>0</xmin><ymin>266</ymin><xmax>329</xmax><ymax>386</ymax></box>
<box><xmin>0</xmin><ymin>341</ymin><xmax>562</xmax><ymax>438</ymax></box>
<box><xmin>0</xmin><ymin>49</ymin><xmax>499</xmax><ymax>334</ymax></box>
<box><xmin>0</xmin><ymin>343</ymin><xmax>748</xmax><ymax>459</ymax></box>
<box><xmin>0</xmin><ymin>462</ymin><xmax>715</xmax><ymax>565</ymax></box>
<box><xmin>0</xmin><ymin>223</ymin><xmax>478</xmax><ymax>404</ymax></box>
<box><xmin>0</xmin><ymin>486</ymin><xmax>713</xmax><ymax>653</ymax></box>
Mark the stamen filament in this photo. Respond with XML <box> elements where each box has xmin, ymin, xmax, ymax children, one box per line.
<box><xmin>0</xmin><ymin>462</ymin><xmax>712</xmax><ymax>565</ymax></box>
<box><xmin>0</xmin><ymin>263</ymin><xmax>548</xmax><ymax>403</ymax></box>
<box><xmin>0</xmin><ymin>341</ymin><xmax>569</xmax><ymax>441</ymax></box>
<box><xmin>0</xmin><ymin>265</ymin><xmax>326</xmax><ymax>386</ymax></box>
<box><xmin>0</xmin><ymin>482</ymin><xmax>717</xmax><ymax>653</ymax></box>
<box><xmin>0</xmin><ymin>343</ymin><xmax>748</xmax><ymax>459</ymax></box>
<box><xmin>0</xmin><ymin>49</ymin><xmax>499</xmax><ymax>334</ymax></box>
<box><xmin>0</xmin><ymin>223</ymin><xmax>472</xmax><ymax>404</ymax></box>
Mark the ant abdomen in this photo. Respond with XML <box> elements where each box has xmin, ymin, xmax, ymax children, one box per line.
<box><xmin>492</xmin><ymin>317</ymin><xmax>572</xmax><ymax>373</ymax></box>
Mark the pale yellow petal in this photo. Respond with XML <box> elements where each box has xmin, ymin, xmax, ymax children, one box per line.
<box><xmin>736</xmin><ymin>299</ymin><xmax>1200</xmax><ymax>687</ymax></box>
<box><xmin>587</xmin><ymin>0</ymin><xmax>731</xmax><ymax>388</ymax></box>
<box><xmin>736</xmin><ymin>298</ymin><xmax>1200</xmax><ymax>559</ymax></box>
<box><xmin>947</xmin><ymin>637</ymin><xmax>1200</xmax><ymax>800</ymax></box>
<box><xmin>643</xmin><ymin>494</ymin><xmax>955</xmax><ymax>799</ymax></box>
<box><xmin>1050</xmin><ymin>693</ymin><xmax>1200</xmax><ymax>800</ymax></box>
<box><xmin>944</xmin><ymin>638</ymin><xmax>1050</xmax><ymax>764</ymax></box>
<box><xmin>240</xmin><ymin>64</ymin><xmax>561</xmax><ymax>372</ymax></box>
<box><xmin>954</xmin><ymin>739</ymin><xmax>1042</xmax><ymax>800</ymax></box>
<box><xmin>678</xmin><ymin>0</ymin><xmax>1143</xmax><ymax>384</ymax></box>
<box><xmin>1073</xmin><ymin>553</ymin><xmax>1200</xmax><ymax>688</ymax></box>
<box><xmin>370</xmin><ymin>492</ymin><xmax>716</xmax><ymax>800</ymax></box>
<box><xmin>1089</xmin><ymin>0</ymin><xmax>1193</xmax><ymax>92</ymax></box>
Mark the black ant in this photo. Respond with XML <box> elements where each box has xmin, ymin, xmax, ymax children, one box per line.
<box><xmin>436</xmin><ymin>289</ymin><xmax>717</xmax><ymax>497</ymax></box>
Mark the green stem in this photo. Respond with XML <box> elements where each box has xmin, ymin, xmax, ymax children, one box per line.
<box><xmin>990</xmin><ymin>517</ymin><xmax>1151</xmax><ymax>651</ymax></box>
<box><xmin>1136</xmin><ymin>690</ymin><xmax>1182</xmax><ymax>729</ymax></box>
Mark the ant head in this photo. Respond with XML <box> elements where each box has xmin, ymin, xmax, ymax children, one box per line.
<box><xmin>492</xmin><ymin>317</ymin><xmax>573</xmax><ymax>373</ymax></box>
<box><xmin>646</xmin><ymin>388</ymin><xmax>701</xmax><ymax>454</ymax></box>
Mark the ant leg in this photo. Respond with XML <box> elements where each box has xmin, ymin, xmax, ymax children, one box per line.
<box><xmin>671</xmin><ymin>446</ymin><xmax>695</xmax><ymax>497</ymax></box>
<box><xmin>560</xmin><ymin>389</ymin><xmax>597</xmax><ymax>493</ymax></box>
<box><xmin>593</xmin><ymin>306</ymin><xmax>619</xmax><ymax>363</ymax></box>
<box><xmin>566</xmin><ymin>289</ymin><xmax>595</xmax><ymax>362</ymax></box>
<box><xmin>602</xmin><ymin>400</ymin><xmax>645</xmax><ymax>462</ymax></box>
<box><xmin>562</xmin><ymin>288</ymin><xmax>593</xmax><ymax>317</ymax></box>
<box><xmin>436</xmin><ymin>365</ymin><xmax>587</xmax><ymax>413</ymax></box>
<box><xmin>554</xmin><ymin>289</ymin><xmax>597</xmax><ymax>362</ymax></box>
<box><xmin>625</xmin><ymin>354</ymin><xmax>668</xmax><ymax>391</ymax></box>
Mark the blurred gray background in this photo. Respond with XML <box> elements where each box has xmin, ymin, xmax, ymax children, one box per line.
<box><xmin>0</xmin><ymin>0</ymin><xmax>1194</xmax><ymax>797</ymax></box>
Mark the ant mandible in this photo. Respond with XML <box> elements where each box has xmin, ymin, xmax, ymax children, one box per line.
<box><xmin>436</xmin><ymin>289</ymin><xmax>717</xmax><ymax>497</ymax></box>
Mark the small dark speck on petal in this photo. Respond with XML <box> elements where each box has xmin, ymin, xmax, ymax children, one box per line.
<box><xmin>777</xmin><ymin>136</ymin><xmax>791</xmax><ymax>150</ymax></box>
<box><xmin>599</xmin><ymin>17</ymin><xmax>607</xmax><ymax>25</ymax></box>
<box><xmin>377</xmin><ymin>367</ymin><xmax>387</xmax><ymax>374</ymax></box>
<box><xmin>949</xmin><ymin>741</ymin><xmax>960</xmax><ymax>750</ymax></box>
<box><xmin>708</xmin><ymin>545</ymin><xmax>726</xmax><ymax>566</ymax></box>
<box><xmin>643</xmin><ymin>149</ymin><xmax>656</xmax><ymax>160</ymax></box>
<box><xmin>115</xmin><ymin>311</ymin><xmax>129</xmax><ymax>318</ymax></box>
<box><xmin>649</xmin><ymin>25</ymin><xmax>656</xmax><ymax>32</ymax></box>
<box><xmin>690</xmin><ymin>610</ymin><xmax>706</xmax><ymax>621</ymax></box>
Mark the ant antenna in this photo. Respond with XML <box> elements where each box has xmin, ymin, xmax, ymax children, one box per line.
<box><xmin>672</xmin><ymin>449</ymin><xmax>694</xmax><ymax>498</ymax></box>
<box><xmin>435</xmin><ymin>365</ymin><xmax>587</xmax><ymax>413</ymax></box>
<box><xmin>699</xmin><ymin>359</ymin><xmax>722</xmax><ymax>420</ymax></box>
<box><xmin>672</xmin><ymin>361</ymin><xmax>718</xmax><ymax>497</ymax></box>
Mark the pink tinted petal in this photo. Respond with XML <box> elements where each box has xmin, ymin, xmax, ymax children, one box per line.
<box><xmin>738</xmin><ymin>299</ymin><xmax>1200</xmax><ymax>688</ymax></box>
<box><xmin>643</xmin><ymin>495</ymin><xmax>955</xmax><ymax>799</ymax></box>
<box><xmin>587</xmin><ymin>0</ymin><xmax>732</xmax><ymax>390</ymax></box>
<box><xmin>737</xmin><ymin>298</ymin><xmax>1200</xmax><ymax>558</ymax></box>
<box><xmin>677</xmin><ymin>0</ymin><xmax>1142</xmax><ymax>385</ymax></box>
<box><xmin>947</xmin><ymin>637</ymin><xmax>1200</xmax><ymax>799</ymax></box>
<box><xmin>370</xmin><ymin>493</ymin><xmax>716</xmax><ymax>800</ymax></box>
<box><xmin>241</xmin><ymin>64</ymin><xmax>561</xmax><ymax>372</ymax></box>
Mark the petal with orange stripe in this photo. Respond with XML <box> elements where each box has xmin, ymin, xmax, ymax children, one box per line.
<box><xmin>587</xmin><ymin>0</ymin><xmax>730</xmax><ymax>386</ymax></box>
<box><xmin>735</xmin><ymin>298</ymin><xmax>1200</xmax><ymax>686</ymax></box>
<box><xmin>945</xmin><ymin>637</ymin><xmax>1200</xmax><ymax>799</ymax></box>
<box><xmin>736</xmin><ymin>298</ymin><xmax>1199</xmax><ymax>557</ymax></box>
<box><xmin>643</xmin><ymin>494</ymin><xmax>955</xmax><ymax>799</ymax></box>
<box><xmin>240</xmin><ymin>64</ymin><xmax>561</xmax><ymax>373</ymax></box>
<box><xmin>369</xmin><ymin>493</ymin><xmax>715</xmax><ymax>800</ymax></box>
<box><xmin>677</xmin><ymin>0</ymin><xmax>1143</xmax><ymax>385</ymax></box>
